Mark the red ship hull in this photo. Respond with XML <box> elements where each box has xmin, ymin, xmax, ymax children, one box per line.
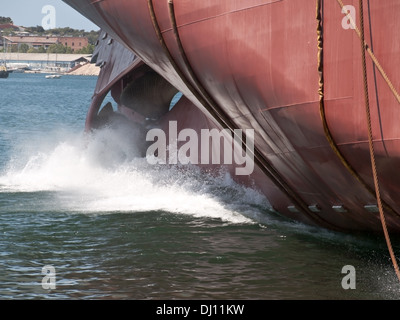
<box><xmin>63</xmin><ymin>0</ymin><xmax>400</xmax><ymax>233</ymax></box>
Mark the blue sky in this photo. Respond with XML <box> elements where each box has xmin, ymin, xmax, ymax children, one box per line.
<box><xmin>2</xmin><ymin>0</ymin><xmax>99</xmax><ymax>31</ymax></box>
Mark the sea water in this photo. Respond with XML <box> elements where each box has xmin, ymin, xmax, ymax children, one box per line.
<box><xmin>0</xmin><ymin>72</ymin><xmax>400</xmax><ymax>300</ymax></box>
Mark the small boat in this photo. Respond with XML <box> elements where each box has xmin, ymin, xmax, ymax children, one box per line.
<box><xmin>1</xmin><ymin>37</ymin><xmax>9</xmax><ymax>79</ymax></box>
<box><xmin>0</xmin><ymin>63</ymin><xmax>9</xmax><ymax>79</ymax></box>
<box><xmin>45</xmin><ymin>74</ymin><xmax>61</xmax><ymax>79</ymax></box>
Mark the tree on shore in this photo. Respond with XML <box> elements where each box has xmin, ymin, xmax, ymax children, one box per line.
<box><xmin>26</xmin><ymin>46</ymin><xmax>46</xmax><ymax>53</ymax></box>
<box><xmin>47</xmin><ymin>43</ymin><xmax>74</xmax><ymax>54</ymax></box>
<box><xmin>24</xmin><ymin>26</ymin><xmax>100</xmax><ymax>46</ymax></box>
<box><xmin>0</xmin><ymin>17</ymin><xmax>13</xmax><ymax>24</ymax></box>
<box><xmin>26</xmin><ymin>25</ymin><xmax>45</xmax><ymax>33</ymax></box>
<box><xmin>18</xmin><ymin>43</ymin><xmax>29</xmax><ymax>53</ymax></box>
<box><xmin>1</xmin><ymin>20</ymin><xmax>100</xmax><ymax>54</ymax></box>
<box><xmin>75</xmin><ymin>44</ymin><xmax>95</xmax><ymax>54</ymax></box>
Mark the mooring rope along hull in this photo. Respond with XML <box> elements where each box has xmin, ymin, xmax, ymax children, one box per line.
<box><xmin>63</xmin><ymin>0</ymin><xmax>400</xmax><ymax>234</ymax></box>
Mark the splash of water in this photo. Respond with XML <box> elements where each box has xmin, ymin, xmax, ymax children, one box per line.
<box><xmin>0</xmin><ymin>125</ymin><xmax>272</xmax><ymax>224</ymax></box>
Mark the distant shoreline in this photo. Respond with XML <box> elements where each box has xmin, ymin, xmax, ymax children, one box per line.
<box><xmin>21</xmin><ymin>63</ymin><xmax>100</xmax><ymax>76</ymax></box>
<box><xmin>4</xmin><ymin>52</ymin><xmax>100</xmax><ymax>76</ymax></box>
<box><xmin>66</xmin><ymin>63</ymin><xmax>100</xmax><ymax>76</ymax></box>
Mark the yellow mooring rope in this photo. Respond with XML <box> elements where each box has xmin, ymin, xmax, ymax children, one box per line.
<box><xmin>336</xmin><ymin>0</ymin><xmax>400</xmax><ymax>104</ymax></box>
<box><xmin>358</xmin><ymin>0</ymin><xmax>400</xmax><ymax>282</ymax></box>
<box><xmin>318</xmin><ymin>0</ymin><xmax>400</xmax><ymax>282</ymax></box>
<box><xmin>317</xmin><ymin>0</ymin><xmax>400</xmax><ymax>220</ymax></box>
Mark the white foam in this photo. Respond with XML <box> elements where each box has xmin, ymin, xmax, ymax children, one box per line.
<box><xmin>0</xmin><ymin>125</ymin><xmax>271</xmax><ymax>224</ymax></box>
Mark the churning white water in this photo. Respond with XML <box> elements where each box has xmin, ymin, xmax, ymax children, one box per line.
<box><xmin>0</xmin><ymin>124</ymin><xmax>270</xmax><ymax>224</ymax></box>
<box><xmin>2</xmin><ymin>74</ymin><xmax>400</xmax><ymax>300</ymax></box>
